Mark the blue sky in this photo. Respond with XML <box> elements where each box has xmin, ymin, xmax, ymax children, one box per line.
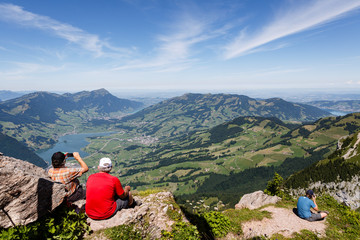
<box><xmin>0</xmin><ymin>0</ymin><xmax>360</xmax><ymax>93</ymax></box>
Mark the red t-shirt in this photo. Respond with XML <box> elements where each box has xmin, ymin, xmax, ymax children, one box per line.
<box><xmin>85</xmin><ymin>172</ymin><xmax>124</xmax><ymax>220</ymax></box>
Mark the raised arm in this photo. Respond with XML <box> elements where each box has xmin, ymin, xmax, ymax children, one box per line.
<box><xmin>312</xmin><ymin>195</ymin><xmax>319</xmax><ymax>211</ymax></box>
<box><xmin>73</xmin><ymin>152</ymin><xmax>89</xmax><ymax>174</ymax></box>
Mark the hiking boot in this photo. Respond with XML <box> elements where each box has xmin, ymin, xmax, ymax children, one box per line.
<box><xmin>134</xmin><ymin>199</ymin><xmax>142</xmax><ymax>207</ymax></box>
<box><xmin>130</xmin><ymin>199</ymin><xmax>142</xmax><ymax>208</ymax></box>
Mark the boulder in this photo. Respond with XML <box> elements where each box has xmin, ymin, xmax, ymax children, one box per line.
<box><xmin>235</xmin><ymin>190</ymin><xmax>281</xmax><ymax>210</ymax></box>
<box><xmin>87</xmin><ymin>191</ymin><xmax>187</xmax><ymax>239</ymax></box>
<box><xmin>0</xmin><ymin>154</ymin><xmax>66</xmax><ymax>228</ymax></box>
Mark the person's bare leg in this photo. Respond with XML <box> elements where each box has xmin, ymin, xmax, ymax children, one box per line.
<box><xmin>128</xmin><ymin>191</ymin><xmax>134</xmax><ymax>207</ymax></box>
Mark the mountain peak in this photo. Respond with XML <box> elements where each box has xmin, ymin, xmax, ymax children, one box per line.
<box><xmin>70</xmin><ymin>88</ymin><xmax>110</xmax><ymax>99</ymax></box>
<box><xmin>91</xmin><ymin>88</ymin><xmax>110</xmax><ymax>96</ymax></box>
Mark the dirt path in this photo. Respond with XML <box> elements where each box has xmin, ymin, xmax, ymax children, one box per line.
<box><xmin>241</xmin><ymin>206</ymin><xmax>327</xmax><ymax>239</ymax></box>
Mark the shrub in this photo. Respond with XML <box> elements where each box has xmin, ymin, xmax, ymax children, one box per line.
<box><xmin>166</xmin><ymin>206</ymin><xmax>183</xmax><ymax>222</ymax></box>
<box><xmin>0</xmin><ymin>205</ymin><xmax>90</xmax><ymax>240</ymax></box>
<box><xmin>161</xmin><ymin>222</ymin><xmax>200</xmax><ymax>240</ymax></box>
<box><xmin>264</xmin><ymin>172</ymin><xmax>285</xmax><ymax>198</ymax></box>
<box><xmin>202</xmin><ymin>211</ymin><xmax>231</xmax><ymax>238</ymax></box>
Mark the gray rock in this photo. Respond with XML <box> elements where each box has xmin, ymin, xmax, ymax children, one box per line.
<box><xmin>87</xmin><ymin>191</ymin><xmax>187</xmax><ymax>239</ymax></box>
<box><xmin>235</xmin><ymin>190</ymin><xmax>281</xmax><ymax>210</ymax></box>
<box><xmin>289</xmin><ymin>176</ymin><xmax>360</xmax><ymax>210</ymax></box>
<box><xmin>0</xmin><ymin>155</ymin><xmax>66</xmax><ymax>228</ymax></box>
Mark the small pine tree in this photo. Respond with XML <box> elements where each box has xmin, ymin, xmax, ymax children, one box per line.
<box><xmin>264</xmin><ymin>172</ymin><xmax>285</xmax><ymax>198</ymax></box>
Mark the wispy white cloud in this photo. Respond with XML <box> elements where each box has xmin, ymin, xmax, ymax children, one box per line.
<box><xmin>250</xmin><ymin>67</ymin><xmax>308</xmax><ymax>78</ymax></box>
<box><xmin>223</xmin><ymin>0</ymin><xmax>360</xmax><ymax>59</ymax></box>
<box><xmin>113</xmin><ymin>12</ymin><xmax>230</xmax><ymax>72</ymax></box>
<box><xmin>0</xmin><ymin>3</ymin><xmax>128</xmax><ymax>57</ymax></box>
<box><xmin>0</xmin><ymin>61</ymin><xmax>64</xmax><ymax>76</ymax></box>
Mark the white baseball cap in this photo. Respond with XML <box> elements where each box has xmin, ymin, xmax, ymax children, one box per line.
<box><xmin>99</xmin><ymin>157</ymin><xmax>112</xmax><ymax>168</ymax></box>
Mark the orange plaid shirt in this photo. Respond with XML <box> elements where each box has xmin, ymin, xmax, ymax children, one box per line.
<box><xmin>48</xmin><ymin>167</ymin><xmax>82</xmax><ymax>196</ymax></box>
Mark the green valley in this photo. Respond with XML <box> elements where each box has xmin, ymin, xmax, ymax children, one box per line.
<box><xmin>81</xmin><ymin>112</ymin><xmax>360</xmax><ymax>207</ymax></box>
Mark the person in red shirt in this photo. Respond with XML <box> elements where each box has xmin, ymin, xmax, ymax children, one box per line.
<box><xmin>85</xmin><ymin>157</ymin><xmax>136</xmax><ymax>220</ymax></box>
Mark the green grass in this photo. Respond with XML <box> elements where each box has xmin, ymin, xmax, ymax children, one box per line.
<box><xmin>223</xmin><ymin>208</ymin><xmax>272</xmax><ymax>235</ymax></box>
<box><xmin>134</xmin><ymin>188</ymin><xmax>165</xmax><ymax>197</ymax></box>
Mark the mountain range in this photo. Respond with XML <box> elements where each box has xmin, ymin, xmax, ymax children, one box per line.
<box><xmin>0</xmin><ymin>89</ymin><xmax>143</xmax><ymax>150</ymax></box>
<box><xmin>0</xmin><ymin>88</ymin><xmax>143</xmax><ymax>124</ymax></box>
<box><xmin>118</xmin><ymin>93</ymin><xmax>331</xmax><ymax>138</ymax></box>
<box><xmin>0</xmin><ymin>90</ymin><xmax>26</xmax><ymax>102</ymax></box>
<box><xmin>0</xmin><ymin>91</ymin><xmax>331</xmax><ymax>153</ymax></box>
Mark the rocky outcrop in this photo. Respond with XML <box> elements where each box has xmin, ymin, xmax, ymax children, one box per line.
<box><xmin>87</xmin><ymin>192</ymin><xmax>187</xmax><ymax>239</ymax></box>
<box><xmin>0</xmin><ymin>154</ymin><xmax>66</xmax><ymax>228</ymax></box>
<box><xmin>342</xmin><ymin>132</ymin><xmax>360</xmax><ymax>159</ymax></box>
<box><xmin>235</xmin><ymin>190</ymin><xmax>281</xmax><ymax>210</ymax></box>
<box><xmin>289</xmin><ymin>175</ymin><xmax>360</xmax><ymax>210</ymax></box>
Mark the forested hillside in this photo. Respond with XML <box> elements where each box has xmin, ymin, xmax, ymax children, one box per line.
<box><xmin>0</xmin><ymin>132</ymin><xmax>47</xmax><ymax>168</ymax></box>
<box><xmin>285</xmin><ymin>131</ymin><xmax>360</xmax><ymax>189</ymax></box>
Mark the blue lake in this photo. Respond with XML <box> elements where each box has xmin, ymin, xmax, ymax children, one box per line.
<box><xmin>329</xmin><ymin>111</ymin><xmax>349</xmax><ymax>116</ymax></box>
<box><xmin>36</xmin><ymin>132</ymin><xmax>114</xmax><ymax>164</ymax></box>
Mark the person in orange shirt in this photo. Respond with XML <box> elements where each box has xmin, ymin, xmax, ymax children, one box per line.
<box><xmin>48</xmin><ymin>151</ymin><xmax>88</xmax><ymax>203</ymax></box>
